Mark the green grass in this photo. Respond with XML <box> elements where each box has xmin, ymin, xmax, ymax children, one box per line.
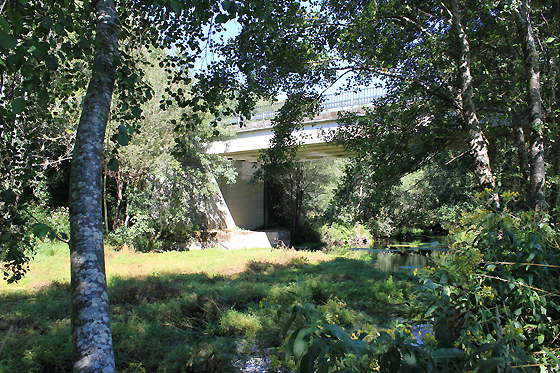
<box><xmin>0</xmin><ymin>242</ymin><xmax>419</xmax><ymax>372</ymax></box>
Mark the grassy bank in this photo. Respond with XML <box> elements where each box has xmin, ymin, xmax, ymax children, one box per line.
<box><xmin>0</xmin><ymin>243</ymin><xmax>418</xmax><ymax>372</ymax></box>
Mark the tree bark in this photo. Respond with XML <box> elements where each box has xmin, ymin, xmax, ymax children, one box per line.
<box><xmin>69</xmin><ymin>1</ymin><xmax>119</xmax><ymax>372</ymax></box>
<box><xmin>546</xmin><ymin>7</ymin><xmax>559</xmax><ymax>222</ymax></box>
<box><xmin>514</xmin><ymin>1</ymin><xmax>546</xmax><ymax>212</ymax></box>
<box><xmin>513</xmin><ymin>114</ymin><xmax>531</xmax><ymax>195</ymax></box>
<box><xmin>449</xmin><ymin>0</ymin><xmax>499</xmax><ymax>208</ymax></box>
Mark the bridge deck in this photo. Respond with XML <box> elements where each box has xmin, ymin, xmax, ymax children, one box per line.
<box><xmin>211</xmin><ymin>88</ymin><xmax>384</xmax><ymax>162</ymax></box>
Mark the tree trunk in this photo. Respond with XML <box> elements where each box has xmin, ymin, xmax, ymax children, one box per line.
<box><xmin>513</xmin><ymin>111</ymin><xmax>531</xmax><ymax>194</ymax></box>
<box><xmin>103</xmin><ymin>166</ymin><xmax>109</xmax><ymax>234</ymax></box>
<box><xmin>112</xmin><ymin>171</ymin><xmax>124</xmax><ymax>230</ymax></box>
<box><xmin>449</xmin><ymin>0</ymin><xmax>499</xmax><ymax>209</ymax></box>
<box><xmin>69</xmin><ymin>1</ymin><xmax>119</xmax><ymax>372</ymax></box>
<box><xmin>514</xmin><ymin>1</ymin><xmax>546</xmax><ymax>212</ymax></box>
<box><xmin>546</xmin><ymin>12</ymin><xmax>559</xmax><ymax>222</ymax></box>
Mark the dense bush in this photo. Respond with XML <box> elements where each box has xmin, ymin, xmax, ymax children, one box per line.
<box><xmin>282</xmin><ymin>193</ymin><xmax>560</xmax><ymax>372</ymax></box>
<box><xmin>320</xmin><ymin>222</ymin><xmax>372</xmax><ymax>250</ymax></box>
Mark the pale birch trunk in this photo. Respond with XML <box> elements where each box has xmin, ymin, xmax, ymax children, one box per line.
<box><xmin>449</xmin><ymin>0</ymin><xmax>499</xmax><ymax>208</ymax></box>
<box><xmin>514</xmin><ymin>1</ymin><xmax>546</xmax><ymax>212</ymax></box>
<box><xmin>513</xmin><ymin>116</ymin><xmax>531</xmax><ymax>187</ymax></box>
<box><xmin>69</xmin><ymin>1</ymin><xmax>119</xmax><ymax>372</ymax></box>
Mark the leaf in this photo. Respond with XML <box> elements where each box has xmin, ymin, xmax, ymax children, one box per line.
<box><xmin>425</xmin><ymin>303</ymin><xmax>439</xmax><ymax>317</ymax></box>
<box><xmin>331</xmin><ymin>338</ymin><xmax>368</xmax><ymax>353</ymax></box>
<box><xmin>45</xmin><ymin>55</ymin><xmax>58</xmax><ymax>70</ymax></box>
<box><xmin>375</xmin><ymin>331</ymin><xmax>393</xmax><ymax>345</ymax></box>
<box><xmin>321</xmin><ymin>324</ymin><xmax>349</xmax><ymax>340</ymax></box>
<box><xmin>545</xmin><ymin>37</ymin><xmax>556</xmax><ymax>44</ymax></box>
<box><xmin>293</xmin><ymin>327</ymin><xmax>314</xmax><ymax>361</ymax></box>
<box><xmin>297</xmin><ymin>271</ymin><xmax>304</xmax><ymax>285</ymax></box>
<box><xmin>466</xmin><ymin>343</ymin><xmax>493</xmax><ymax>362</ymax></box>
<box><xmin>41</xmin><ymin>16</ymin><xmax>53</xmax><ymax>30</ymax></box>
<box><xmin>131</xmin><ymin>106</ymin><xmax>142</xmax><ymax>118</ymax></box>
<box><xmin>117</xmin><ymin>132</ymin><xmax>129</xmax><ymax>146</ymax></box>
<box><xmin>381</xmin><ymin>345</ymin><xmax>401</xmax><ymax>373</ymax></box>
<box><xmin>33</xmin><ymin>223</ymin><xmax>51</xmax><ymax>239</ymax></box>
<box><xmin>541</xmin><ymin>346</ymin><xmax>560</xmax><ymax>366</ymax></box>
<box><xmin>285</xmin><ymin>330</ymin><xmax>297</xmax><ymax>359</ymax></box>
<box><xmin>12</xmin><ymin>97</ymin><xmax>25</xmax><ymax>114</ymax></box>
<box><xmin>433</xmin><ymin>348</ymin><xmax>464</xmax><ymax>359</ymax></box>
<box><xmin>300</xmin><ymin>342</ymin><xmax>325</xmax><ymax>373</ymax></box>
<box><xmin>473</xmin><ymin>357</ymin><xmax>504</xmax><ymax>373</ymax></box>
<box><xmin>0</xmin><ymin>17</ymin><xmax>10</xmax><ymax>33</ymax></box>
<box><xmin>401</xmin><ymin>349</ymin><xmax>420</xmax><ymax>373</ymax></box>
<box><xmin>282</xmin><ymin>308</ymin><xmax>298</xmax><ymax>336</ymax></box>
<box><xmin>0</xmin><ymin>189</ymin><xmax>17</xmax><ymax>204</ymax></box>
<box><xmin>38</xmin><ymin>88</ymin><xmax>50</xmax><ymax>108</ymax></box>
<box><xmin>61</xmin><ymin>42</ymin><xmax>71</xmax><ymax>53</ymax></box>
<box><xmin>169</xmin><ymin>0</ymin><xmax>179</xmax><ymax>13</ymax></box>
<box><xmin>215</xmin><ymin>13</ymin><xmax>229</xmax><ymax>23</ymax></box>
<box><xmin>222</xmin><ymin>0</ymin><xmax>232</xmax><ymax>10</ymax></box>
<box><xmin>7</xmin><ymin>8</ymin><xmax>23</xmax><ymax>34</ymax></box>
<box><xmin>0</xmin><ymin>31</ymin><xmax>17</xmax><ymax>49</ymax></box>
<box><xmin>303</xmin><ymin>302</ymin><xmax>315</xmax><ymax>317</ymax></box>
<box><xmin>107</xmin><ymin>157</ymin><xmax>119</xmax><ymax>171</ymax></box>
<box><xmin>527</xmin><ymin>249</ymin><xmax>537</xmax><ymax>261</ymax></box>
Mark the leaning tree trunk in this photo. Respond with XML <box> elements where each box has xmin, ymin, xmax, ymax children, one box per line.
<box><xmin>514</xmin><ymin>1</ymin><xmax>546</xmax><ymax>212</ymax></box>
<box><xmin>449</xmin><ymin>0</ymin><xmax>499</xmax><ymax>209</ymax></box>
<box><xmin>69</xmin><ymin>1</ymin><xmax>119</xmax><ymax>372</ymax></box>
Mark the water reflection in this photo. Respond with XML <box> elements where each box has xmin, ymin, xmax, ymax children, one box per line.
<box><xmin>374</xmin><ymin>252</ymin><xmax>428</xmax><ymax>272</ymax></box>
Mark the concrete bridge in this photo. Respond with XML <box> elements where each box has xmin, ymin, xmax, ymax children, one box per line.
<box><xmin>200</xmin><ymin>88</ymin><xmax>383</xmax><ymax>247</ymax></box>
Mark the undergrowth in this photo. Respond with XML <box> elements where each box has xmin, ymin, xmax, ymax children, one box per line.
<box><xmin>280</xmin><ymin>193</ymin><xmax>560</xmax><ymax>373</ymax></box>
<box><xmin>0</xmin><ymin>247</ymin><xmax>416</xmax><ymax>372</ymax></box>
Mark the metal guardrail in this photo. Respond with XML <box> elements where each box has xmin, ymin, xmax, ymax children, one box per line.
<box><xmin>229</xmin><ymin>87</ymin><xmax>385</xmax><ymax>125</ymax></box>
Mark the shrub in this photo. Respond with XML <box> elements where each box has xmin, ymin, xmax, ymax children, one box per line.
<box><xmin>27</xmin><ymin>205</ymin><xmax>70</xmax><ymax>244</ymax></box>
<box><xmin>281</xmin><ymin>193</ymin><xmax>560</xmax><ymax>372</ymax></box>
<box><xmin>320</xmin><ymin>222</ymin><xmax>372</xmax><ymax>250</ymax></box>
<box><xmin>219</xmin><ymin>309</ymin><xmax>262</xmax><ymax>336</ymax></box>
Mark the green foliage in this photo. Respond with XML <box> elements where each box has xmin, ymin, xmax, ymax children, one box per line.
<box><xmin>414</xmin><ymin>193</ymin><xmax>560</xmax><ymax>370</ymax></box>
<box><xmin>282</xmin><ymin>302</ymin><xmax>427</xmax><ymax>373</ymax></box>
<box><xmin>332</xmin><ymin>150</ymin><xmax>476</xmax><ymax>237</ymax></box>
<box><xmin>281</xmin><ymin>193</ymin><xmax>560</xmax><ymax>372</ymax></box>
<box><xmin>1</xmin><ymin>249</ymin><xmax>418</xmax><ymax>372</ymax></box>
<box><xmin>27</xmin><ymin>205</ymin><xmax>70</xmax><ymax>243</ymax></box>
<box><xmin>255</xmin><ymin>158</ymin><xmax>348</xmax><ymax>244</ymax></box>
<box><xmin>106</xmin><ymin>212</ymin><xmax>164</xmax><ymax>252</ymax></box>
<box><xmin>0</xmin><ymin>0</ymin><xmax>90</xmax><ymax>282</ymax></box>
<box><xmin>155</xmin><ymin>341</ymin><xmax>234</xmax><ymax>373</ymax></box>
<box><xmin>320</xmin><ymin>222</ymin><xmax>372</xmax><ymax>250</ymax></box>
<box><xmin>104</xmin><ymin>48</ymin><xmax>237</xmax><ymax>251</ymax></box>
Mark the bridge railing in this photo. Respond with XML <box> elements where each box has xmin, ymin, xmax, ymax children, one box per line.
<box><xmin>228</xmin><ymin>87</ymin><xmax>385</xmax><ymax>126</ymax></box>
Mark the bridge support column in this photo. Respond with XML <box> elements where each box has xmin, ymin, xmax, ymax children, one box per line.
<box><xmin>218</xmin><ymin>160</ymin><xmax>265</xmax><ymax>230</ymax></box>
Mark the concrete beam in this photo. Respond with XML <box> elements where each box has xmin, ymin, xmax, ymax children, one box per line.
<box><xmin>209</xmin><ymin>118</ymin><xmax>354</xmax><ymax>162</ymax></box>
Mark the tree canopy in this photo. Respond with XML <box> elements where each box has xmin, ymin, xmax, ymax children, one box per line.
<box><xmin>1</xmin><ymin>0</ymin><xmax>559</xmax><ymax>371</ymax></box>
<box><xmin>215</xmin><ymin>0</ymin><xmax>558</xmax><ymax>222</ymax></box>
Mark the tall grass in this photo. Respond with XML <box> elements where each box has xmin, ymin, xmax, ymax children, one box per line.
<box><xmin>0</xmin><ymin>242</ymin><xmax>417</xmax><ymax>372</ymax></box>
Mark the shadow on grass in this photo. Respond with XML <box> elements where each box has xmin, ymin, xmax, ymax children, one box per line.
<box><xmin>0</xmin><ymin>256</ymin><xmax>417</xmax><ymax>373</ymax></box>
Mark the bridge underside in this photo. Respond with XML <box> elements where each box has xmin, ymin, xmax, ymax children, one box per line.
<box><xmin>207</xmin><ymin>119</ymin><xmax>356</xmax><ymax>232</ymax></box>
<box><xmin>222</xmin><ymin>142</ymin><xmax>351</xmax><ymax>163</ymax></box>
